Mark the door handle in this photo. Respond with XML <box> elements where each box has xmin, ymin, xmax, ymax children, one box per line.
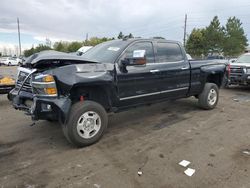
<box><xmin>150</xmin><ymin>69</ymin><xmax>160</xmax><ymax>73</ymax></box>
<box><xmin>181</xmin><ymin>67</ymin><xmax>189</xmax><ymax>70</ymax></box>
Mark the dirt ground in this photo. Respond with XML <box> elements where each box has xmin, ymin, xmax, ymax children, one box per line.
<box><xmin>0</xmin><ymin>66</ymin><xmax>250</xmax><ymax>188</ymax></box>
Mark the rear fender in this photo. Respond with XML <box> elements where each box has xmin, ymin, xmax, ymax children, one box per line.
<box><xmin>200</xmin><ymin>64</ymin><xmax>226</xmax><ymax>88</ymax></box>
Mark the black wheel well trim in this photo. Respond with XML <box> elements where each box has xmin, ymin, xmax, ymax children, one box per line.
<box><xmin>205</xmin><ymin>72</ymin><xmax>224</xmax><ymax>88</ymax></box>
<box><xmin>69</xmin><ymin>84</ymin><xmax>114</xmax><ymax>112</ymax></box>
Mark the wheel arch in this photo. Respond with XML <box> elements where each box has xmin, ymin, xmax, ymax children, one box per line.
<box><xmin>201</xmin><ymin>64</ymin><xmax>226</xmax><ymax>88</ymax></box>
<box><xmin>69</xmin><ymin>84</ymin><xmax>114</xmax><ymax>112</ymax></box>
<box><xmin>205</xmin><ymin>72</ymin><xmax>224</xmax><ymax>88</ymax></box>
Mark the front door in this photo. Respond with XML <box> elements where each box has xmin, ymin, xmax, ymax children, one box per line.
<box><xmin>116</xmin><ymin>41</ymin><xmax>163</xmax><ymax>105</ymax></box>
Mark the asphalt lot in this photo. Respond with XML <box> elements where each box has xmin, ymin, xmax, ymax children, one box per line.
<box><xmin>0</xmin><ymin>66</ymin><xmax>250</xmax><ymax>188</ymax></box>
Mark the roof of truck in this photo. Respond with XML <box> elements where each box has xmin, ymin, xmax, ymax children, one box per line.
<box><xmin>24</xmin><ymin>38</ymin><xmax>183</xmax><ymax>65</ymax></box>
<box><xmin>122</xmin><ymin>38</ymin><xmax>181</xmax><ymax>43</ymax></box>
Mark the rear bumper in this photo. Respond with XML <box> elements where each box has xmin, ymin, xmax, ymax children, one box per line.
<box><xmin>9</xmin><ymin>89</ymin><xmax>71</xmax><ymax>122</ymax></box>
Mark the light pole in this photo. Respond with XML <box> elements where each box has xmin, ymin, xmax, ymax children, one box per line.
<box><xmin>17</xmin><ymin>17</ymin><xmax>22</xmax><ymax>56</ymax></box>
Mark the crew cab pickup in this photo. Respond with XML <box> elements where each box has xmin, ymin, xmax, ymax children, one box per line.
<box><xmin>9</xmin><ymin>38</ymin><xmax>226</xmax><ymax>147</ymax></box>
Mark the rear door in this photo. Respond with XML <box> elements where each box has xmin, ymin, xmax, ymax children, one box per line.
<box><xmin>155</xmin><ymin>42</ymin><xmax>190</xmax><ymax>97</ymax></box>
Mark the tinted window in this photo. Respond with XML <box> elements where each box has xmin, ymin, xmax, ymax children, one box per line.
<box><xmin>122</xmin><ymin>42</ymin><xmax>155</xmax><ymax>63</ymax></box>
<box><xmin>157</xmin><ymin>42</ymin><xmax>184</xmax><ymax>63</ymax></box>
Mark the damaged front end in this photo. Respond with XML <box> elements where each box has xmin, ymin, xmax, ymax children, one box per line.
<box><xmin>9</xmin><ymin>50</ymin><xmax>114</xmax><ymax>123</ymax></box>
<box><xmin>9</xmin><ymin>66</ymin><xmax>71</xmax><ymax>123</ymax></box>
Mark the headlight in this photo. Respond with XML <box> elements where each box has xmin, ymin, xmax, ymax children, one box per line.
<box><xmin>246</xmin><ymin>68</ymin><xmax>250</xmax><ymax>74</ymax></box>
<box><xmin>32</xmin><ymin>74</ymin><xmax>58</xmax><ymax>96</ymax></box>
<box><xmin>43</xmin><ymin>75</ymin><xmax>54</xmax><ymax>82</ymax></box>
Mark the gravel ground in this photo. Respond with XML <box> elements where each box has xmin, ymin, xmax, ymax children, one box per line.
<box><xmin>0</xmin><ymin>66</ymin><xmax>250</xmax><ymax>188</ymax></box>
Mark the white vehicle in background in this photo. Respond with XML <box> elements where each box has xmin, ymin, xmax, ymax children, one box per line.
<box><xmin>186</xmin><ymin>54</ymin><xmax>193</xmax><ymax>60</ymax></box>
<box><xmin>76</xmin><ymin>46</ymin><xmax>93</xmax><ymax>56</ymax></box>
<box><xmin>2</xmin><ymin>57</ymin><xmax>22</xmax><ymax>66</ymax></box>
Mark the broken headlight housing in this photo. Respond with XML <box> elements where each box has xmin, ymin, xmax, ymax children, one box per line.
<box><xmin>32</xmin><ymin>74</ymin><xmax>58</xmax><ymax>97</ymax></box>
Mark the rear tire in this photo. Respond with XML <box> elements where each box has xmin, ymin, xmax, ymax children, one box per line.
<box><xmin>198</xmin><ymin>83</ymin><xmax>219</xmax><ymax>110</ymax></box>
<box><xmin>62</xmin><ymin>100</ymin><xmax>108</xmax><ymax>147</ymax></box>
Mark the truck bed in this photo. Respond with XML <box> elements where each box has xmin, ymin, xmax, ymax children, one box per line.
<box><xmin>189</xmin><ymin>59</ymin><xmax>228</xmax><ymax>69</ymax></box>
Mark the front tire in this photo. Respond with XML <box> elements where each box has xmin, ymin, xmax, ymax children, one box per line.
<box><xmin>198</xmin><ymin>83</ymin><xmax>219</xmax><ymax>110</ymax></box>
<box><xmin>62</xmin><ymin>101</ymin><xmax>108</xmax><ymax>147</ymax></box>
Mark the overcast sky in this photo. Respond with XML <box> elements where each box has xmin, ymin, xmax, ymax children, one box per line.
<box><xmin>1</xmin><ymin>0</ymin><xmax>250</xmax><ymax>53</ymax></box>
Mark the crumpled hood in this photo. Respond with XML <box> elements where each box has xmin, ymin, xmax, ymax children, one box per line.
<box><xmin>23</xmin><ymin>50</ymin><xmax>99</xmax><ymax>68</ymax></box>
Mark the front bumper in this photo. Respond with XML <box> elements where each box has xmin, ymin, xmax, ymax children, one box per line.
<box><xmin>9</xmin><ymin>88</ymin><xmax>71</xmax><ymax>122</ymax></box>
<box><xmin>229</xmin><ymin>74</ymin><xmax>250</xmax><ymax>85</ymax></box>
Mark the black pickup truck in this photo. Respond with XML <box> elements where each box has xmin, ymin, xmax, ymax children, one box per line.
<box><xmin>9</xmin><ymin>38</ymin><xmax>226</xmax><ymax>147</ymax></box>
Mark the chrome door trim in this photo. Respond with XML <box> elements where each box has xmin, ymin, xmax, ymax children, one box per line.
<box><xmin>119</xmin><ymin>87</ymin><xmax>188</xmax><ymax>101</ymax></box>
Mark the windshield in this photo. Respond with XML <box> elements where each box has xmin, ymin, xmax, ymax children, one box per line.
<box><xmin>236</xmin><ymin>54</ymin><xmax>250</xmax><ymax>64</ymax></box>
<box><xmin>81</xmin><ymin>40</ymin><xmax>129</xmax><ymax>63</ymax></box>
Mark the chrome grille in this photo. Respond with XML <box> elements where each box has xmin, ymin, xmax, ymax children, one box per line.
<box><xmin>230</xmin><ymin>66</ymin><xmax>244</xmax><ymax>77</ymax></box>
<box><xmin>15</xmin><ymin>71</ymin><xmax>32</xmax><ymax>93</ymax></box>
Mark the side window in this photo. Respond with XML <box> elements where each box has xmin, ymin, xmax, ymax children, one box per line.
<box><xmin>157</xmin><ymin>42</ymin><xmax>184</xmax><ymax>63</ymax></box>
<box><xmin>122</xmin><ymin>42</ymin><xmax>155</xmax><ymax>63</ymax></box>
